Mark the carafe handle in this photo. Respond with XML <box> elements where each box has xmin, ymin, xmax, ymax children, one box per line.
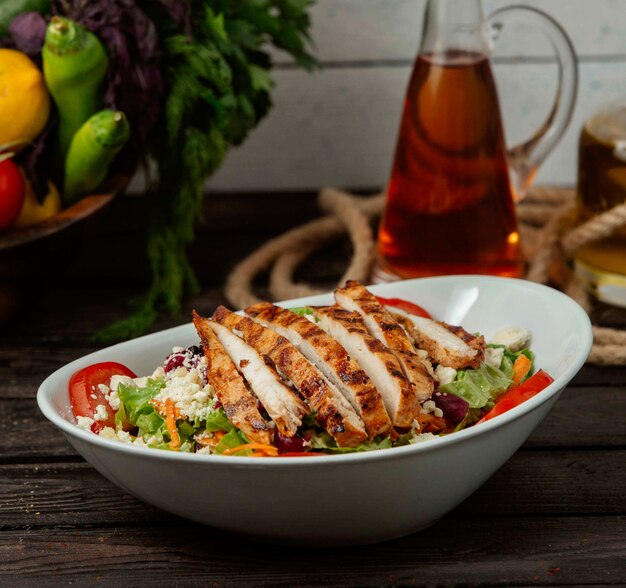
<box><xmin>486</xmin><ymin>6</ymin><xmax>578</xmax><ymax>199</ymax></box>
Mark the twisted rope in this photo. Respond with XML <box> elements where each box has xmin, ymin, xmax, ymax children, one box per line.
<box><xmin>225</xmin><ymin>187</ymin><xmax>626</xmax><ymax>365</ymax></box>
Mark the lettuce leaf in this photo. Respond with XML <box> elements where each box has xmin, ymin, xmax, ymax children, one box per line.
<box><xmin>204</xmin><ymin>408</ymin><xmax>236</xmax><ymax>433</ymax></box>
<box><xmin>117</xmin><ymin>378</ymin><xmax>165</xmax><ymax>425</ymax></box>
<box><xmin>490</xmin><ymin>344</ymin><xmax>535</xmax><ymax>382</ymax></box>
<box><xmin>309</xmin><ymin>431</ymin><xmax>392</xmax><ymax>453</ymax></box>
<box><xmin>440</xmin><ymin>363</ymin><xmax>512</xmax><ymax>408</ymax></box>
<box><xmin>214</xmin><ymin>429</ymin><xmax>250</xmax><ymax>455</ymax></box>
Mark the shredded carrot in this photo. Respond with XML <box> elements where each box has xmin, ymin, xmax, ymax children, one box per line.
<box><xmin>195</xmin><ymin>431</ymin><xmax>226</xmax><ymax>448</ymax></box>
<box><xmin>165</xmin><ymin>398</ymin><xmax>181</xmax><ymax>450</ymax></box>
<box><xmin>221</xmin><ymin>443</ymin><xmax>279</xmax><ymax>457</ymax></box>
<box><xmin>417</xmin><ymin>413</ymin><xmax>447</xmax><ymax>433</ymax></box>
<box><xmin>511</xmin><ymin>354</ymin><xmax>532</xmax><ymax>388</ymax></box>
<box><xmin>152</xmin><ymin>399</ymin><xmax>182</xmax><ymax>420</ymax></box>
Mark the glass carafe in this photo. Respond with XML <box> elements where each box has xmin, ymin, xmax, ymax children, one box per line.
<box><xmin>375</xmin><ymin>0</ymin><xmax>578</xmax><ymax>281</ymax></box>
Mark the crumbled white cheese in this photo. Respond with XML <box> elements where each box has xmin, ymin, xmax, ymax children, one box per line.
<box><xmin>76</xmin><ymin>415</ymin><xmax>95</xmax><ymax>431</ymax></box>
<box><xmin>99</xmin><ymin>427</ymin><xmax>146</xmax><ymax>446</ymax></box>
<box><xmin>484</xmin><ymin>346</ymin><xmax>504</xmax><ymax>369</ymax></box>
<box><xmin>172</xmin><ymin>346</ymin><xmax>185</xmax><ymax>353</ymax></box>
<box><xmin>409</xmin><ymin>432</ymin><xmax>436</xmax><ymax>444</ymax></box>
<box><xmin>93</xmin><ymin>404</ymin><xmax>109</xmax><ymax>422</ymax></box>
<box><xmin>152</xmin><ymin>366</ymin><xmax>214</xmax><ymax>420</ymax></box>
<box><xmin>491</xmin><ymin>327</ymin><xmax>531</xmax><ymax>352</ymax></box>
<box><xmin>107</xmin><ymin>374</ymin><xmax>134</xmax><ymax>410</ymax></box>
<box><xmin>109</xmin><ymin>374</ymin><xmax>134</xmax><ymax>392</ymax></box>
<box><xmin>434</xmin><ymin>365</ymin><xmax>457</xmax><ymax>385</ymax></box>
<box><xmin>420</xmin><ymin>400</ymin><xmax>436</xmax><ymax>414</ymax></box>
<box><xmin>418</xmin><ymin>399</ymin><xmax>444</xmax><ymax>418</ymax></box>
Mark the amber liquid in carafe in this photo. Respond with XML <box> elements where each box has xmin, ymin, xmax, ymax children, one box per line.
<box><xmin>377</xmin><ymin>51</ymin><xmax>523</xmax><ymax>278</ymax></box>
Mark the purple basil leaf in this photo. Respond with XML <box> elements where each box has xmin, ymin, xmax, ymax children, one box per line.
<box><xmin>432</xmin><ymin>392</ymin><xmax>469</xmax><ymax>424</ymax></box>
<box><xmin>9</xmin><ymin>12</ymin><xmax>47</xmax><ymax>58</ymax></box>
<box><xmin>14</xmin><ymin>115</ymin><xmax>56</xmax><ymax>203</ymax></box>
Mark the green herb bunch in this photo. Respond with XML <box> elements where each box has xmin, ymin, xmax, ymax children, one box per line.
<box><xmin>94</xmin><ymin>0</ymin><xmax>315</xmax><ymax>340</ymax></box>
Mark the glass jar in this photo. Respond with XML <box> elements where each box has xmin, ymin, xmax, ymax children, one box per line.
<box><xmin>574</xmin><ymin>102</ymin><xmax>626</xmax><ymax>308</ymax></box>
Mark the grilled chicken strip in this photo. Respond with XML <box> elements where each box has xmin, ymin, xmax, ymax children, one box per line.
<box><xmin>313</xmin><ymin>306</ymin><xmax>419</xmax><ymax>427</ymax></box>
<box><xmin>335</xmin><ymin>281</ymin><xmax>434</xmax><ymax>402</ymax></box>
<box><xmin>192</xmin><ymin>312</ymin><xmax>271</xmax><ymax>445</ymax></box>
<box><xmin>245</xmin><ymin>302</ymin><xmax>392</xmax><ymax>438</ymax></box>
<box><xmin>395</xmin><ymin>312</ymin><xmax>484</xmax><ymax>369</ymax></box>
<box><xmin>211</xmin><ymin>306</ymin><xmax>368</xmax><ymax>447</ymax></box>
<box><xmin>206</xmin><ymin>319</ymin><xmax>308</xmax><ymax>437</ymax></box>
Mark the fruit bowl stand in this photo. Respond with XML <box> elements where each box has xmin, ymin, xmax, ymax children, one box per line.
<box><xmin>0</xmin><ymin>174</ymin><xmax>127</xmax><ymax>324</ymax></box>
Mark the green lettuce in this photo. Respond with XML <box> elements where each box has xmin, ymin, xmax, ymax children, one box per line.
<box><xmin>490</xmin><ymin>344</ymin><xmax>535</xmax><ymax>382</ymax></box>
<box><xmin>117</xmin><ymin>378</ymin><xmax>165</xmax><ymax>425</ymax></box>
<box><xmin>440</xmin><ymin>363</ymin><xmax>512</xmax><ymax>409</ymax></box>
<box><xmin>214</xmin><ymin>429</ymin><xmax>250</xmax><ymax>455</ymax></box>
<box><xmin>204</xmin><ymin>408</ymin><xmax>236</xmax><ymax>433</ymax></box>
<box><xmin>116</xmin><ymin>378</ymin><xmax>198</xmax><ymax>451</ymax></box>
<box><xmin>309</xmin><ymin>431</ymin><xmax>393</xmax><ymax>453</ymax></box>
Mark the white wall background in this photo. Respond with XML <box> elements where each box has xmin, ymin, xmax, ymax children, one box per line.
<box><xmin>132</xmin><ymin>0</ymin><xmax>626</xmax><ymax>193</ymax></box>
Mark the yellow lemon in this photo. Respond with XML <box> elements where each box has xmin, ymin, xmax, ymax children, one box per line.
<box><xmin>0</xmin><ymin>49</ymin><xmax>51</xmax><ymax>151</ymax></box>
<box><xmin>14</xmin><ymin>176</ymin><xmax>61</xmax><ymax>228</ymax></box>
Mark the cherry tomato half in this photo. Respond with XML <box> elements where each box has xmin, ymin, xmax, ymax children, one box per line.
<box><xmin>69</xmin><ymin>362</ymin><xmax>136</xmax><ymax>432</ymax></box>
<box><xmin>0</xmin><ymin>158</ymin><xmax>25</xmax><ymax>230</ymax></box>
<box><xmin>477</xmin><ymin>369</ymin><xmax>555</xmax><ymax>424</ymax></box>
<box><xmin>376</xmin><ymin>296</ymin><xmax>432</xmax><ymax>319</ymax></box>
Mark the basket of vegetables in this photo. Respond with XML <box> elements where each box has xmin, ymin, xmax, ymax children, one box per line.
<box><xmin>0</xmin><ymin>0</ymin><xmax>314</xmax><ymax>331</ymax></box>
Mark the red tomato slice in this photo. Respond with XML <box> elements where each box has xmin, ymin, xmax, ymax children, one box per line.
<box><xmin>376</xmin><ymin>296</ymin><xmax>432</xmax><ymax>318</ymax></box>
<box><xmin>69</xmin><ymin>362</ymin><xmax>136</xmax><ymax>432</ymax></box>
<box><xmin>477</xmin><ymin>370</ymin><xmax>555</xmax><ymax>424</ymax></box>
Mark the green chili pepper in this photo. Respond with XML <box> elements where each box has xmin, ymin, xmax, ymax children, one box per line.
<box><xmin>42</xmin><ymin>16</ymin><xmax>108</xmax><ymax>167</ymax></box>
<box><xmin>63</xmin><ymin>109</ymin><xmax>129</xmax><ymax>205</ymax></box>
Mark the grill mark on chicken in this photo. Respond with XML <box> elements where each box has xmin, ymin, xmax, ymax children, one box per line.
<box><xmin>399</xmin><ymin>314</ymin><xmax>482</xmax><ymax>369</ymax></box>
<box><xmin>192</xmin><ymin>311</ymin><xmax>270</xmax><ymax>445</ymax></box>
<box><xmin>245</xmin><ymin>302</ymin><xmax>392</xmax><ymax>438</ymax></box>
<box><xmin>211</xmin><ymin>306</ymin><xmax>368</xmax><ymax>447</ymax></box>
<box><xmin>313</xmin><ymin>306</ymin><xmax>419</xmax><ymax>427</ymax></box>
<box><xmin>335</xmin><ymin>281</ymin><xmax>434</xmax><ymax>402</ymax></box>
<box><xmin>445</xmin><ymin>324</ymin><xmax>486</xmax><ymax>362</ymax></box>
<box><xmin>205</xmin><ymin>319</ymin><xmax>308</xmax><ymax>437</ymax></box>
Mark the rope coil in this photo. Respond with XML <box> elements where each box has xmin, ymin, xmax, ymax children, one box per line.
<box><xmin>225</xmin><ymin>187</ymin><xmax>626</xmax><ymax>365</ymax></box>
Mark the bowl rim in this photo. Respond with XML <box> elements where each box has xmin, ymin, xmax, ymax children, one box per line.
<box><xmin>37</xmin><ymin>275</ymin><xmax>593</xmax><ymax>468</ymax></box>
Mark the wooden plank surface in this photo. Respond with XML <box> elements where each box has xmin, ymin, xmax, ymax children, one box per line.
<box><xmin>1</xmin><ymin>517</ymin><xmax>624</xmax><ymax>586</ymax></box>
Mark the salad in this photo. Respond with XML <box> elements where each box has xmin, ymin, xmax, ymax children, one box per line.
<box><xmin>70</xmin><ymin>281</ymin><xmax>554</xmax><ymax>457</ymax></box>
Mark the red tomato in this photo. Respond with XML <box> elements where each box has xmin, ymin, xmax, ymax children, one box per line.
<box><xmin>69</xmin><ymin>362</ymin><xmax>136</xmax><ymax>432</ymax></box>
<box><xmin>0</xmin><ymin>158</ymin><xmax>25</xmax><ymax>230</ymax></box>
<box><xmin>376</xmin><ymin>296</ymin><xmax>432</xmax><ymax>318</ymax></box>
<box><xmin>477</xmin><ymin>370</ymin><xmax>555</xmax><ymax>424</ymax></box>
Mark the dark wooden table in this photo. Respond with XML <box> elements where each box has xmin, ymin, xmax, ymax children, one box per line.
<box><xmin>2</xmin><ymin>192</ymin><xmax>625</xmax><ymax>586</ymax></box>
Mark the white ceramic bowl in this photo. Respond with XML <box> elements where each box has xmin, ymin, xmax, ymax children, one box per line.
<box><xmin>38</xmin><ymin>276</ymin><xmax>592</xmax><ymax>545</ymax></box>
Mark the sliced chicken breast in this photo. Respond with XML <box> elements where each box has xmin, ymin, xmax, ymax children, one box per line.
<box><xmin>396</xmin><ymin>312</ymin><xmax>483</xmax><ymax>369</ymax></box>
<box><xmin>211</xmin><ymin>306</ymin><xmax>368</xmax><ymax>447</ymax></box>
<box><xmin>192</xmin><ymin>312</ymin><xmax>270</xmax><ymax>445</ymax></box>
<box><xmin>206</xmin><ymin>319</ymin><xmax>308</xmax><ymax>437</ymax></box>
<box><xmin>335</xmin><ymin>281</ymin><xmax>434</xmax><ymax>401</ymax></box>
<box><xmin>245</xmin><ymin>302</ymin><xmax>392</xmax><ymax>438</ymax></box>
<box><xmin>312</xmin><ymin>306</ymin><xmax>419</xmax><ymax>427</ymax></box>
